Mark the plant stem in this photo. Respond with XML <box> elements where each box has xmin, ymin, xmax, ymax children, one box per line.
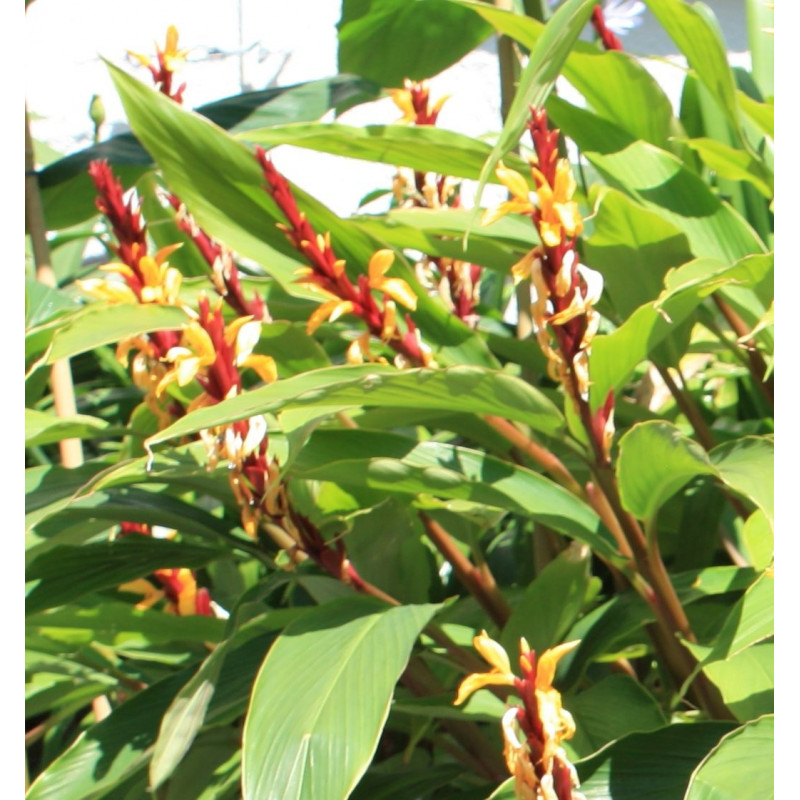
<box><xmin>25</xmin><ymin>107</ymin><xmax>83</xmax><ymax>469</ymax></box>
<box><xmin>484</xmin><ymin>414</ymin><xmax>585</xmax><ymax>497</ymax></box>
<box><xmin>419</xmin><ymin>513</ymin><xmax>512</xmax><ymax>627</ymax></box>
<box><xmin>712</xmin><ymin>293</ymin><xmax>773</xmax><ymax>405</ymax></box>
<box><xmin>654</xmin><ymin>364</ymin><xmax>717</xmax><ymax>451</ymax></box>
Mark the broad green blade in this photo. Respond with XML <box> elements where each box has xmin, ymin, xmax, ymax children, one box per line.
<box><xmin>617</xmin><ymin>421</ymin><xmax>715</xmax><ymax>523</ymax></box>
<box><xmin>26</xmin><ymin>671</ymin><xmax>189</xmax><ymax>800</ymax></box>
<box><xmin>25</xmin><ymin>409</ymin><xmax>110</xmax><ymax>448</ymax></box>
<box><xmin>291</xmin><ymin>430</ymin><xmax>610</xmax><ymax>554</ymax></box>
<box><xmin>576</xmin><ymin>722</ymin><xmax>737</xmax><ymax>800</ymax></box>
<box><xmin>26</xmin><ymin>538</ymin><xmax>225</xmax><ymax>615</ymax></box>
<box><xmin>684</xmin><ymin>716</ymin><xmax>773</xmax><ymax>800</ymax></box>
<box><xmin>241</xmin><ymin>597</ymin><xmax>439</xmax><ymax>800</ymax></box>
<box><xmin>337</xmin><ymin>0</ymin><xmax>492</xmax><ymax>87</ymax></box>
<box><xmin>146</xmin><ymin>364</ymin><xmax>565</xmax><ymax>449</ymax></box>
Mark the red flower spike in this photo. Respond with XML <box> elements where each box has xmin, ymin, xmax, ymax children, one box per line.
<box><xmin>591</xmin><ymin>5</ymin><xmax>624</xmax><ymax>51</ymax></box>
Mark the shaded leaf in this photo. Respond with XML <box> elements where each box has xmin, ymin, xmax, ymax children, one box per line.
<box><xmin>684</xmin><ymin>716</ymin><xmax>773</xmax><ymax>800</ymax></box>
<box><xmin>26</xmin><ymin>537</ymin><xmax>225</xmax><ymax>615</ymax></box>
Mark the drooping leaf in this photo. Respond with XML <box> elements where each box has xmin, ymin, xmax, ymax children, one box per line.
<box><xmin>241</xmin><ymin>596</ymin><xmax>439</xmax><ymax>800</ymax></box>
<box><xmin>145</xmin><ymin>364</ymin><xmax>565</xmax><ymax>450</ymax></box>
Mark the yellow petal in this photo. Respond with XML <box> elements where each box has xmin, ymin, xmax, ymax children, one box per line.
<box><xmin>241</xmin><ymin>354</ymin><xmax>278</xmax><ymax>384</ymax></box>
<box><xmin>368</xmin><ymin>249</ymin><xmax>396</xmax><ymax>282</ymax></box>
<box><xmin>474</xmin><ymin>630</ymin><xmax>512</xmax><ymax>673</ymax></box>
<box><xmin>535</xmin><ymin>640</ymin><xmax>581</xmax><ymax>691</ymax></box>
<box><xmin>496</xmin><ymin>161</ymin><xmax>531</xmax><ymax>201</ymax></box>
<box><xmin>378</xmin><ymin>278</ymin><xmax>417</xmax><ymax>311</ymax></box>
<box><xmin>454</xmin><ymin>671</ymin><xmax>516</xmax><ymax>706</ymax></box>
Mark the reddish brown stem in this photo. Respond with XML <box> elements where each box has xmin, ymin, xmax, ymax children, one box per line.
<box><xmin>654</xmin><ymin>364</ymin><xmax>717</xmax><ymax>452</ymax></box>
<box><xmin>712</xmin><ymin>294</ymin><xmax>773</xmax><ymax>405</ymax></box>
<box><xmin>484</xmin><ymin>414</ymin><xmax>584</xmax><ymax>498</ymax></box>
<box><xmin>419</xmin><ymin>513</ymin><xmax>511</xmax><ymax>627</ymax></box>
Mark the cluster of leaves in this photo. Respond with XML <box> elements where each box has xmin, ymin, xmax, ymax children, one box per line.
<box><xmin>26</xmin><ymin>1</ymin><xmax>773</xmax><ymax>799</ymax></box>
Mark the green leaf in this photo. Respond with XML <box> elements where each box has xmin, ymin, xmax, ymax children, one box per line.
<box><xmin>501</xmin><ymin>542</ymin><xmax>594</xmax><ymax>656</ymax></box>
<box><xmin>563</xmin><ymin>675</ymin><xmax>667</xmax><ymax>760</ymax></box>
<box><xmin>40</xmin><ymin>76</ymin><xmax>380</xmax><ymax>230</ymax></box>
<box><xmin>576</xmin><ymin>722</ymin><xmax>737</xmax><ymax>800</ymax></box>
<box><xmin>585</xmin><ymin>142</ymin><xmax>766</xmax><ymax>263</ymax></box>
<box><xmin>27</xmin><ymin>600</ymin><xmax>225</xmax><ymax>650</ymax></box>
<box><xmin>108</xmin><ymin>62</ymin><xmax>497</xmax><ymax>368</ymax></box>
<box><xmin>25</xmin><ymin>409</ymin><xmax>111</xmax><ymax>448</ymax></box>
<box><xmin>337</xmin><ymin>0</ymin><xmax>492</xmax><ymax>87</ymax></box>
<box><xmin>291</xmin><ymin>430</ymin><xmax>610</xmax><ymax>553</ymax></box>
<box><xmin>684</xmin><ymin>716</ymin><xmax>773</xmax><ymax>800</ymax></box>
<box><xmin>472</xmin><ymin>0</ymin><xmax>596</xmax><ymax>209</ymax></box>
<box><xmin>25</xmin><ymin>278</ymin><xmax>81</xmax><ymax>328</ymax></box>
<box><xmin>740</xmin><ymin>510</ymin><xmax>773</xmax><ymax>571</ymax></box>
<box><xmin>588</xmin><ymin>254</ymin><xmax>773</xmax><ymax>410</ymax></box>
<box><xmin>26</xmin><ymin>671</ymin><xmax>189</xmax><ymax>800</ymax></box>
<box><xmin>36</xmin><ymin>302</ymin><xmax>189</xmax><ymax>365</ymax></box>
<box><xmin>710</xmin><ymin>436</ymin><xmax>773</xmax><ymax>529</ymax></box>
<box><xmin>683</xmin><ymin>137</ymin><xmax>772</xmax><ymax>197</ymax></box>
<box><xmin>702</xmin><ymin>644</ymin><xmax>773</xmax><ymax>723</ymax></box>
<box><xmin>643</xmin><ymin>0</ymin><xmax>741</xmax><ymax>138</ymax></box>
<box><xmin>26</xmin><ymin>538</ymin><xmax>225</xmax><ymax>615</ymax></box>
<box><xmin>146</xmin><ymin>364</ymin><xmax>565</xmax><ymax>449</ymax></box>
<box><xmin>617</xmin><ymin>422</ymin><xmax>716</xmax><ymax>523</ymax></box>
<box><xmin>241</xmin><ymin>597</ymin><xmax>439</xmax><ymax>800</ymax></box>
<box><xmin>242</xmin><ymin>121</ymin><xmax>532</xmax><ymax>184</ymax></box>
<box><xmin>702</xmin><ymin>571</ymin><xmax>773</xmax><ymax>665</ymax></box>
<box><xmin>583</xmin><ymin>187</ymin><xmax>693</xmax><ymax>319</ymax></box>
<box><xmin>149</xmin><ymin>614</ymin><xmax>291</xmax><ymax>790</ymax></box>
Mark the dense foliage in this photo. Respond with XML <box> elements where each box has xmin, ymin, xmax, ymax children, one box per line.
<box><xmin>26</xmin><ymin>1</ymin><xmax>773</xmax><ymax>799</ymax></box>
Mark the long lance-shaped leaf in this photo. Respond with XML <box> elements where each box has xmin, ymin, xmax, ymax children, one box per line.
<box><xmin>26</xmin><ymin>538</ymin><xmax>226</xmax><ymax>615</ymax></box>
<box><xmin>241</xmin><ymin>597</ymin><xmax>439</xmax><ymax>800</ymax></box>
<box><xmin>684</xmin><ymin>716</ymin><xmax>773</xmax><ymax>800</ymax></box>
<box><xmin>454</xmin><ymin>0</ymin><xmax>595</xmax><ymax>211</ymax></box>
<box><xmin>26</xmin><ymin>671</ymin><xmax>189</xmax><ymax>800</ymax></box>
<box><xmin>39</xmin><ymin>75</ymin><xmax>381</xmax><ymax>230</ymax></box>
<box><xmin>107</xmin><ymin>61</ymin><xmax>497</xmax><ymax>367</ymax></box>
<box><xmin>290</xmin><ymin>429</ymin><xmax>612</xmax><ymax>556</ymax></box>
<box><xmin>241</xmin><ymin>122</ymin><xmax>533</xmax><ymax>183</ymax></box>
<box><xmin>145</xmin><ymin>364</ymin><xmax>565</xmax><ymax>450</ymax></box>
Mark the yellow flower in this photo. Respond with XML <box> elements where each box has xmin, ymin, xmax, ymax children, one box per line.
<box><xmin>129</xmin><ymin>25</ymin><xmax>188</xmax><ymax>73</ymax></box>
<box><xmin>306</xmin><ymin>296</ymin><xmax>356</xmax><ymax>334</ymax></box>
<box><xmin>157</xmin><ymin>321</ymin><xmax>217</xmax><ymax>395</ymax></box>
<box><xmin>482</xmin><ymin>161</ymin><xmax>536</xmax><ymax>227</ymax></box>
<box><xmin>455</xmin><ymin>632</ymin><xmax>582</xmax><ymax>800</ymax></box>
<box><xmin>225</xmin><ymin>317</ymin><xmax>278</xmax><ymax>383</ymax></box>
<box><xmin>454</xmin><ymin>630</ymin><xmax>517</xmax><ymax>705</ymax></box>
<box><xmin>531</xmin><ymin>160</ymin><xmax>583</xmax><ymax>247</ymax></box>
<box><xmin>368</xmin><ymin>250</ymin><xmax>417</xmax><ymax>310</ymax></box>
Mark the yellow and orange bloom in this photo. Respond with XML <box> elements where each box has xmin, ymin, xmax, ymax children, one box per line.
<box><xmin>455</xmin><ymin>632</ymin><xmax>583</xmax><ymax>800</ymax></box>
<box><xmin>368</xmin><ymin>249</ymin><xmax>417</xmax><ymax>311</ymax></box>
